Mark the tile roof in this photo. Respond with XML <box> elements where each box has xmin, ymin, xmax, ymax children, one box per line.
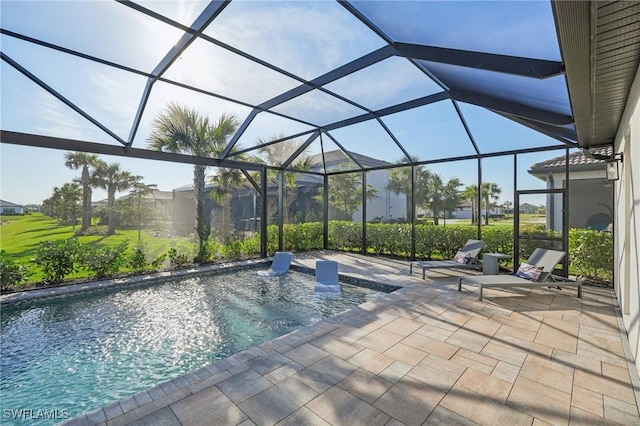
<box><xmin>529</xmin><ymin>146</ymin><xmax>612</xmax><ymax>171</ymax></box>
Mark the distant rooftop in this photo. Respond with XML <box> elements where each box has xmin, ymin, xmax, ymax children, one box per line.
<box><xmin>529</xmin><ymin>146</ymin><xmax>612</xmax><ymax>174</ymax></box>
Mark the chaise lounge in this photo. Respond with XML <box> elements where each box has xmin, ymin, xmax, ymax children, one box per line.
<box><xmin>409</xmin><ymin>239</ymin><xmax>485</xmax><ymax>279</ymax></box>
<box><xmin>457</xmin><ymin>248</ymin><xmax>583</xmax><ymax>301</ymax></box>
<box><xmin>256</xmin><ymin>252</ymin><xmax>293</xmax><ymax>277</ymax></box>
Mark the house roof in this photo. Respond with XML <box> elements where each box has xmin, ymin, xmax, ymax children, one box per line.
<box><xmin>528</xmin><ymin>146</ymin><xmax>612</xmax><ymax>177</ymax></box>
<box><xmin>0</xmin><ymin>199</ymin><xmax>24</xmax><ymax>208</ymax></box>
<box><xmin>308</xmin><ymin>150</ymin><xmax>392</xmax><ymax>171</ymax></box>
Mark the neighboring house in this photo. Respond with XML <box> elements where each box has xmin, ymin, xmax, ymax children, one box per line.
<box><xmin>0</xmin><ymin>200</ymin><xmax>25</xmax><ymax>215</ymax></box>
<box><xmin>528</xmin><ymin>146</ymin><xmax>613</xmax><ymax>231</ymax></box>
<box><xmin>518</xmin><ymin>203</ymin><xmax>538</xmax><ymax>215</ymax></box>
<box><xmin>117</xmin><ymin>190</ymin><xmax>173</xmax><ymax>221</ymax></box>
<box><xmin>170</xmin><ymin>150</ymin><xmax>408</xmax><ymax>236</ymax></box>
<box><xmin>307</xmin><ymin>150</ymin><xmax>407</xmax><ymax>222</ymax></box>
<box><xmin>455</xmin><ymin>201</ymin><xmax>504</xmax><ymax>220</ymax></box>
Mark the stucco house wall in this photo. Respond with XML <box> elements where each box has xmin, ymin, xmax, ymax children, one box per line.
<box><xmin>614</xmin><ymin>66</ymin><xmax>640</xmax><ymax>379</ymax></box>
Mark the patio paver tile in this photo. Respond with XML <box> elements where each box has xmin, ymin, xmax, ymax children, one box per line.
<box><xmin>264</xmin><ymin>362</ymin><xmax>304</xmax><ymax>384</ymax></box>
<box><xmin>379</xmin><ymin>317</ymin><xmax>423</xmax><ymax>337</ymax></box>
<box><xmin>217</xmin><ymin>368</ymin><xmax>273</xmax><ymax>404</ymax></box>
<box><xmin>507</xmin><ymin>376</ymin><xmax>571</xmax><ymax>426</ymax></box>
<box><xmin>309</xmin><ymin>333</ymin><xmax>364</xmax><ymax>360</ymax></box>
<box><xmin>293</xmin><ymin>355</ymin><xmax>359</xmax><ymax>393</ymax></box>
<box><xmin>356</xmin><ymin>328</ymin><xmax>405</xmax><ymax>353</ymax></box>
<box><xmin>373</xmin><ymin>375</ymin><xmax>444</xmax><ymax>425</ymax></box>
<box><xmin>534</xmin><ymin>328</ymin><xmax>578</xmax><ymax>353</ymax></box>
<box><xmin>441</xmin><ymin>384</ymin><xmax>533</xmax><ymax>426</ymax></box>
<box><xmin>337</xmin><ymin>368</ymin><xmax>394</xmax><ymax>404</ymax></box>
<box><xmin>603</xmin><ymin>395</ymin><xmax>640</xmax><ymax>424</ymax></box>
<box><xmin>423</xmin><ymin>406</ymin><xmax>480</xmax><ymax>425</ymax></box>
<box><xmin>519</xmin><ymin>358</ymin><xmax>574</xmax><ymax>393</ymax></box>
<box><xmin>126</xmin><ymin>407</ymin><xmax>180</xmax><ymax>426</ymax></box>
<box><xmin>283</xmin><ymin>343</ymin><xmax>329</xmax><ymax>367</ymax></box>
<box><xmin>491</xmin><ymin>360</ymin><xmax>521</xmax><ymax>383</ymax></box>
<box><xmin>382</xmin><ymin>342</ymin><xmax>428</xmax><ymax>366</ymax></box>
<box><xmin>275</xmin><ymin>407</ymin><xmax>330</xmax><ymax>426</ymax></box>
<box><xmin>378</xmin><ymin>361</ymin><xmax>412</xmax><ymax>384</ymax></box>
<box><xmin>551</xmin><ymin>349</ymin><xmax>602</xmax><ymax>375</ymax></box>
<box><xmin>238</xmin><ymin>377</ymin><xmax>318</xmax><ymax>426</ymax></box>
<box><xmin>170</xmin><ymin>385</ymin><xmax>246</xmax><ymax>426</ymax></box>
<box><xmin>407</xmin><ymin>354</ymin><xmax>466</xmax><ymax>393</ymax></box>
<box><xmin>481</xmin><ymin>341</ymin><xmax>527</xmax><ymax>367</ymax></box>
<box><xmin>571</xmin><ymin>385</ymin><xmax>604</xmax><ymax>417</ymax></box>
<box><xmin>446</xmin><ymin>328</ymin><xmax>491</xmax><ymax>353</ymax></box>
<box><xmin>348</xmin><ymin>348</ymin><xmax>395</xmax><ymax>374</ymax></box>
<box><xmin>574</xmin><ymin>369</ymin><xmax>637</xmax><ymax>405</ymax></box>
<box><xmin>456</xmin><ymin>368</ymin><xmax>512</xmax><ymax>404</ymax></box>
<box><xmin>245</xmin><ymin>352</ymin><xmax>294</xmax><ymax>375</ymax></box>
<box><xmin>187</xmin><ymin>370</ymin><xmax>233</xmax><ymax>394</ymax></box>
<box><xmin>401</xmin><ymin>333</ymin><xmax>459</xmax><ymax>359</ymax></box>
<box><xmin>307</xmin><ymin>386</ymin><xmax>390</xmax><ymax>426</ymax></box>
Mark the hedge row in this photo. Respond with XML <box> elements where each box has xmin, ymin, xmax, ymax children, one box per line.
<box><xmin>1</xmin><ymin>222</ymin><xmax>612</xmax><ymax>291</ymax></box>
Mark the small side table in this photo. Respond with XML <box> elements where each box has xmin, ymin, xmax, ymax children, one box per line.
<box><xmin>483</xmin><ymin>253</ymin><xmax>511</xmax><ymax>275</ymax></box>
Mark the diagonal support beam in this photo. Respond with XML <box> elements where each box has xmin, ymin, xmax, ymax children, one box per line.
<box><xmin>281</xmin><ymin>131</ymin><xmax>320</xmax><ymax>169</ymax></box>
<box><xmin>1</xmin><ymin>52</ymin><xmax>127</xmax><ymax>145</ymax></box>
<box><xmin>394</xmin><ymin>42</ymin><xmax>565</xmax><ymax>79</ymax></box>
<box><xmin>450</xmin><ymin>89</ymin><xmax>574</xmax><ymax>126</ymax></box>
<box><xmin>257</xmin><ymin>45</ymin><xmax>395</xmax><ymax>111</ymax></box>
<box><xmin>221</xmin><ymin>109</ymin><xmax>259</xmax><ymax>159</ymax></box>
<box><xmin>124</xmin><ymin>0</ymin><xmax>230</xmax><ymax>146</ymax></box>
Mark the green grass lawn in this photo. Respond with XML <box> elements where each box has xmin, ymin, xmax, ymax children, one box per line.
<box><xmin>0</xmin><ymin>213</ymin><xmax>195</xmax><ymax>283</ymax></box>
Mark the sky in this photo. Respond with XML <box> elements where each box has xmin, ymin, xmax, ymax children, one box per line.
<box><xmin>0</xmin><ymin>0</ymin><xmax>571</xmax><ymax>206</ymax></box>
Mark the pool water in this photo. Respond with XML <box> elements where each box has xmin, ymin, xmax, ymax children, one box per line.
<box><xmin>0</xmin><ymin>269</ymin><xmax>383</xmax><ymax>425</ymax></box>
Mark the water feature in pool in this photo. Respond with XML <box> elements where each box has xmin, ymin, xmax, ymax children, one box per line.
<box><xmin>0</xmin><ymin>268</ymin><xmax>385</xmax><ymax>425</ymax></box>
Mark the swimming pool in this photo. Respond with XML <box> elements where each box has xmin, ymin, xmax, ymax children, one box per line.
<box><xmin>0</xmin><ymin>268</ymin><xmax>384</xmax><ymax>425</ymax></box>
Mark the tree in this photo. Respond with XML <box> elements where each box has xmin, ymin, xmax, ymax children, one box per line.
<box><xmin>503</xmin><ymin>200</ymin><xmax>513</xmax><ymax>218</ymax></box>
<box><xmin>209</xmin><ymin>167</ymin><xmax>245</xmax><ymax>242</ymax></box>
<box><xmin>256</xmin><ymin>136</ymin><xmax>319</xmax><ymax>224</ymax></box>
<box><xmin>58</xmin><ymin>182</ymin><xmax>82</xmax><ymax>227</ymax></box>
<box><xmin>418</xmin><ymin>174</ymin><xmax>461</xmax><ymax>225</ymax></box>
<box><xmin>93</xmin><ymin>161</ymin><xmax>136</xmax><ymax>235</ymax></box>
<box><xmin>128</xmin><ymin>180</ymin><xmax>158</xmax><ymax>243</ymax></box>
<box><xmin>481</xmin><ymin>182</ymin><xmax>502</xmax><ymax>225</ymax></box>
<box><xmin>462</xmin><ymin>184</ymin><xmax>479</xmax><ymax>224</ymax></box>
<box><xmin>64</xmin><ymin>152</ymin><xmax>100</xmax><ymax>233</ymax></box>
<box><xmin>147</xmin><ymin>102</ymin><xmax>239</xmax><ymax>262</ymax></box>
<box><xmin>386</xmin><ymin>158</ymin><xmax>426</xmax><ymax>223</ymax></box>
<box><xmin>316</xmin><ymin>172</ymin><xmax>378</xmax><ymax>219</ymax></box>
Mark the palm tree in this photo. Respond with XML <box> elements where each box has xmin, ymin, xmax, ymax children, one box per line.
<box><xmin>256</xmin><ymin>136</ymin><xmax>319</xmax><ymax>224</ymax></box>
<box><xmin>147</xmin><ymin>102</ymin><xmax>239</xmax><ymax>262</ymax></box>
<box><xmin>58</xmin><ymin>182</ymin><xmax>82</xmax><ymax>227</ymax></box>
<box><xmin>419</xmin><ymin>174</ymin><xmax>461</xmax><ymax>225</ymax></box>
<box><xmin>64</xmin><ymin>151</ymin><xmax>100</xmax><ymax>233</ymax></box>
<box><xmin>462</xmin><ymin>184</ymin><xmax>479</xmax><ymax>224</ymax></box>
<box><xmin>386</xmin><ymin>158</ymin><xmax>425</xmax><ymax>223</ymax></box>
<box><xmin>481</xmin><ymin>182</ymin><xmax>502</xmax><ymax>225</ymax></box>
<box><xmin>209</xmin><ymin>167</ymin><xmax>245</xmax><ymax>242</ymax></box>
<box><xmin>93</xmin><ymin>161</ymin><xmax>136</xmax><ymax>235</ymax></box>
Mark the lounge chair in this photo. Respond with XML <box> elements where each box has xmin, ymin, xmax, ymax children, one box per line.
<box><xmin>458</xmin><ymin>248</ymin><xmax>583</xmax><ymax>301</ymax></box>
<box><xmin>256</xmin><ymin>252</ymin><xmax>293</xmax><ymax>277</ymax></box>
<box><xmin>314</xmin><ymin>260</ymin><xmax>341</xmax><ymax>293</ymax></box>
<box><xmin>409</xmin><ymin>239</ymin><xmax>485</xmax><ymax>279</ymax></box>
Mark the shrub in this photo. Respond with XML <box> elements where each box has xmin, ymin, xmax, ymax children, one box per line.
<box><xmin>167</xmin><ymin>247</ymin><xmax>190</xmax><ymax>269</ymax></box>
<box><xmin>0</xmin><ymin>250</ymin><xmax>30</xmax><ymax>290</ymax></box>
<box><xmin>569</xmin><ymin>229</ymin><xmax>613</xmax><ymax>282</ymax></box>
<box><xmin>34</xmin><ymin>238</ymin><xmax>81</xmax><ymax>285</ymax></box>
<box><xmin>80</xmin><ymin>241</ymin><xmax>129</xmax><ymax>279</ymax></box>
<box><xmin>220</xmin><ymin>237</ymin><xmax>242</xmax><ymax>260</ymax></box>
<box><xmin>128</xmin><ymin>243</ymin><xmax>165</xmax><ymax>273</ymax></box>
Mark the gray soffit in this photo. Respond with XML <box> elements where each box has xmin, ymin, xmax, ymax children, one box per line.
<box><xmin>554</xmin><ymin>0</ymin><xmax>640</xmax><ymax>148</ymax></box>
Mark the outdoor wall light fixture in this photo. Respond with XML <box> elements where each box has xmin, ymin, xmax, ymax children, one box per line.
<box><xmin>605</xmin><ymin>153</ymin><xmax>623</xmax><ymax>182</ymax></box>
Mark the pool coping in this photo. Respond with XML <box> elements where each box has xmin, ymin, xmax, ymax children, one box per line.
<box><xmin>0</xmin><ymin>258</ymin><xmax>270</xmax><ymax>306</ymax></box>
<box><xmin>0</xmin><ymin>260</ymin><xmax>401</xmax><ymax>307</ymax></box>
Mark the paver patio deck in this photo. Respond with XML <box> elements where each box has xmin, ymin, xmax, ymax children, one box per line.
<box><xmin>65</xmin><ymin>250</ymin><xmax>640</xmax><ymax>426</ymax></box>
